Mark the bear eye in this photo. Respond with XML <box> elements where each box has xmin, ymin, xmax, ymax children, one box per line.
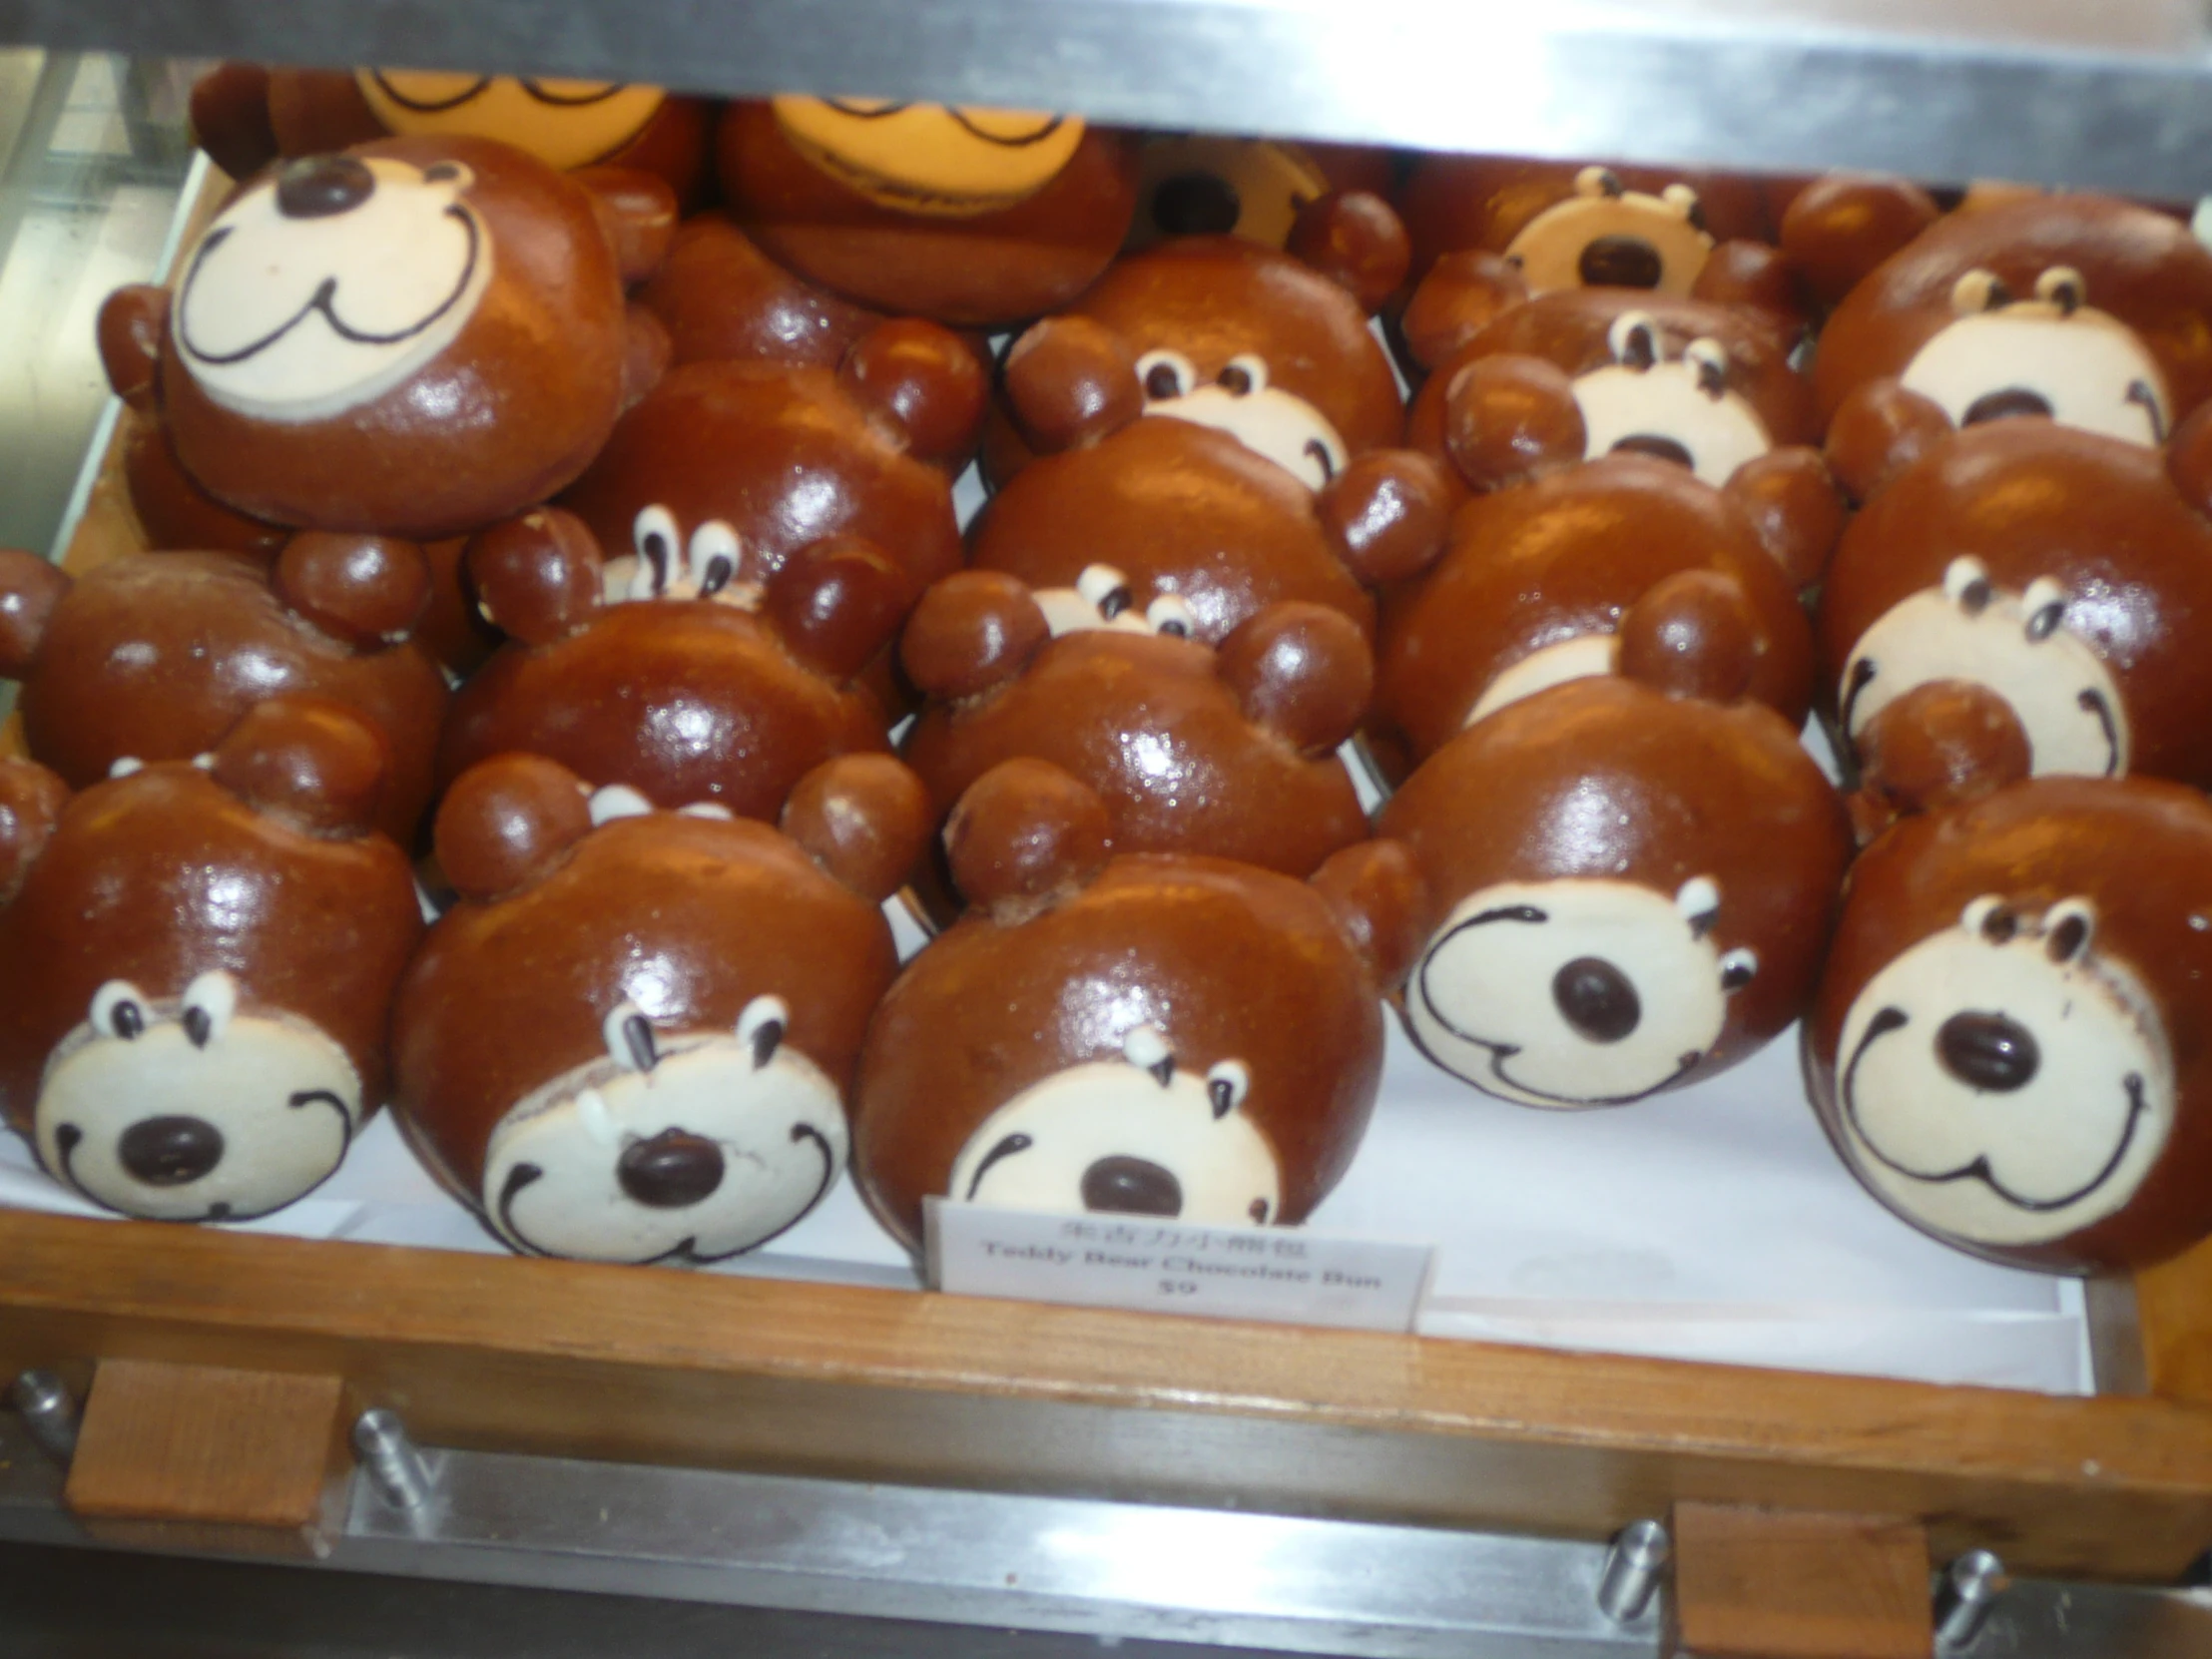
<box><xmin>1607</xmin><ymin>311</ymin><xmax>1660</xmax><ymax>371</ymax></box>
<box><xmin>2035</xmin><ymin>266</ymin><xmax>2085</xmax><ymax>316</ymax></box>
<box><xmin>1961</xmin><ymin>895</ymin><xmax>2018</xmax><ymax>943</ymax></box>
<box><xmin>1719</xmin><ymin>948</ymin><xmax>1758</xmax><ymax>992</ymax></box>
<box><xmin>738</xmin><ymin>994</ymin><xmax>789</xmax><ymax>1070</ymax></box>
<box><xmin>179</xmin><ymin>970</ymin><xmax>238</xmax><ymax>1051</ymax></box>
<box><xmin>2022</xmin><ymin>576</ymin><xmax>2067</xmax><ymax>643</ymax></box>
<box><xmin>1146</xmin><ymin>594</ymin><xmax>1197</xmax><ymax>639</ymax></box>
<box><xmin>1674</xmin><ymin>874</ymin><xmax>1721</xmax><ymax>939</ymax></box>
<box><xmin>587</xmin><ymin>784</ymin><xmax>656</xmax><ymax>826</ymax></box>
<box><xmin>1135</xmin><ymin>349</ymin><xmax>1195</xmax><ymax>402</ymax></box>
<box><xmin>1205</xmin><ymin>1059</ymin><xmax>1250</xmax><ymax>1119</ymax></box>
<box><xmin>1075</xmin><ymin>563</ymin><xmax>1134</xmax><ymax>620</ymax></box>
<box><xmin>90</xmin><ymin>980</ymin><xmax>149</xmax><ymax>1041</ymax></box>
<box><xmin>419</xmin><ymin>161</ymin><xmax>472</xmax><ymax>188</ymax></box>
<box><xmin>1123</xmin><ymin>1023</ymin><xmax>1175</xmax><ymax>1086</ymax></box>
<box><xmin>603</xmin><ymin>1001</ymin><xmax>659</xmax><ymax>1072</ymax></box>
<box><xmin>1217</xmin><ymin>353</ymin><xmax>1269</xmax><ymax>397</ymax></box>
<box><xmin>1575</xmin><ymin>165</ymin><xmax>1622</xmax><ymax>200</ymax></box>
<box><xmin>1684</xmin><ymin>338</ymin><xmax>1729</xmax><ymax>397</ymax></box>
<box><xmin>1941</xmin><ymin>555</ymin><xmax>1994</xmax><ymax>616</ymax></box>
<box><xmin>632</xmin><ymin>504</ymin><xmax>682</xmax><ymax>598</ymax></box>
<box><xmin>2045</xmin><ymin>899</ymin><xmax>2096</xmax><ymax>964</ymax></box>
<box><xmin>688</xmin><ymin>520</ymin><xmax>742</xmax><ymax>598</ymax></box>
<box><xmin>1949</xmin><ymin>269</ymin><xmax>2012</xmax><ymax>316</ymax></box>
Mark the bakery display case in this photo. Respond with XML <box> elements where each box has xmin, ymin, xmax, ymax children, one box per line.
<box><xmin>2</xmin><ymin>10</ymin><xmax>2212</xmax><ymax>1656</ymax></box>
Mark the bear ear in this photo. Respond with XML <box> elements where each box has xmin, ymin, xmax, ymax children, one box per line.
<box><xmin>1286</xmin><ymin>190</ymin><xmax>1410</xmax><ymax>313</ymax></box>
<box><xmin>1309</xmin><ymin>838</ymin><xmax>1427</xmax><ymax>994</ymax></box>
<box><xmin>97</xmin><ymin>285</ymin><xmax>169</xmax><ymax>415</ymax></box>
<box><xmin>1779</xmin><ymin>174</ymin><xmax>1941</xmax><ymax>310</ymax></box>
<box><xmin>1398</xmin><ymin>252</ymin><xmax>1528</xmax><ymax>372</ymax></box>
<box><xmin>0</xmin><ymin>550</ymin><xmax>70</xmax><ymax>680</ymax></box>
<box><xmin>782</xmin><ymin>754</ymin><xmax>933</xmax><ymax>903</ymax></box>
<box><xmin>209</xmin><ymin>695</ymin><xmax>390</xmax><ymax>838</ymax></box>
<box><xmin>622</xmin><ymin>302</ymin><xmax>672</xmax><ymax>409</ymax></box>
<box><xmin>1001</xmin><ymin>317</ymin><xmax>1142</xmax><ymax>455</ymax></box>
<box><xmin>1442</xmin><ymin>354</ymin><xmax>1586</xmax><ymax>494</ymax></box>
<box><xmin>1825</xmin><ymin>379</ymin><xmax>1954</xmax><ymax>506</ymax></box>
<box><xmin>944</xmin><ymin>757</ymin><xmax>1111</xmax><ymax>921</ymax></box>
<box><xmin>2166</xmin><ymin>400</ymin><xmax>2212</xmax><ymax>520</ymax></box>
<box><xmin>839</xmin><ymin>319</ymin><xmax>989</xmax><ymax>472</ymax></box>
<box><xmin>1849</xmin><ymin>680</ymin><xmax>2031</xmax><ymax>844</ymax></box>
<box><xmin>574</xmin><ymin>166</ymin><xmax>678</xmax><ymax>285</ymax></box>
<box><xmin>1217</xmin><ymin>604</ymin><xmax>1373</xmax><ymax>757</ymax></box>
<box><xmin>1616</xmin><ymin>569</ymin><xmax>1760</xmax><ymax>705</ymax></box>
<box><xmin>275</xmin><ymin>533</ymin><xmax>431</xmax><ymax>649</ymax></box>
<box><xmin>900</xmin><ymin>570</ymin><xmax>1050</xmax><ymax>703</ymax></box>
<box><xmin>0</xmin><ymin>758</ymin><xmax>70</xmax><ymax>907</ymax></box>
<box><xmin>466</xmin><ymin>509</ymin><xmax>605</xmax><ymax>647</ymax></box>
<box><xmin>189</xmin><ymin>62</ymin><xmax>278</xmax><ymax>181</ymax></box>
<box><xmin>1722</xmin><ymin>447</ymin><xmax>1846</xmax><ymax>590</ymax></box>
<box><xmin>1689</xmin><ymin>241</ymin><xmax>1809</xmax><ymax>336</ymax></box>
<box><xmin>1317</xmin><ymin>450</ymin><xmax>1454</xmax><ymax>585</ymax></box>
<box><xmin>769</xmin><ymin>535</ymin><xmax>918</xmax><ymax>683</ymax></box>
<box><xmin>435</xmin><ymin>752</ymin><xmax>596</xmax><ymax>904</ymax></box>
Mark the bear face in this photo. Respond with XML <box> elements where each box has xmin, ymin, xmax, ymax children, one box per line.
<box><xmin>851</xmin><ymin>760</ymin><xmax>1426</xmax><ymax>1252</ymax></box>
<box><xmin>1366</xmin><ymin>452</ymin><xmax>1817</xmax><ymax>782</ymax></box>
<box><xmin>98</xmin><ymin>137</ymin><xmax>674</xmax><ymax>541</ymax></box>
<box><xmin>1811</xmin><ymin>196</ymin><xmax>2212</xmax><ymax>442</ymax></box>
<box><xmin>438</xmin><ymin>509</ymin><xmax>909</xmax><ymax>821</ymax></box>
<box><xmin>1807</xmin><ymin>775</ymin><xmax>2212</xmax><ymax>1274</ymax></box>
<box><xmin>0</xmin><ymin>541</ymin><xmax>450</xmax><ymax>846</ymax></box>
<box><xmin>0</xmin><ymin>700</ymin><xmax>424</xmax><ymax>1222</ymax></box>
<box><xmin>394</xmin><ymin>752</ymin><xmax>927</xmax><ymax>1264</ymax></box>
<box><xmin>1819</xmin><ymin>419</ymin><xmax>2212</xmax><ymax>790</ymax></box>
<box><xmin>717</xmin><ymin>99</ymin><xmax>1139</xmax><ymax>327</ymax></box>
<box><xmin>1126</xmin><ymin>137</ymin><xmax>1397</xmax><ymax>252</ymax></box>
<box><xmin>898</xmin><ymin>573</ymin><xmax>1374</xmax><ymax>898</ymax></box>
<box><xmin>1379</xmin><ymin>650</ymin><xmax>1851</xmax><ymax>1109</ymax></box>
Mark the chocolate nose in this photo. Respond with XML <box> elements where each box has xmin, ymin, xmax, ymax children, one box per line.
<box><xmin>1936</xmin><ymin>1012</ymin><xmax>2041</xmax><ymax>1092</ymax></box>
<box><xmin>1553</xmin><ymin>957</ymin><xmax>1642</xmax><ymax>1043</ymax></box>
<box><xmin>1578</xmin><ymin>235</ymin><xmax>1664</xmax><ymax>288</ymax></box>
<box><xmin>1961</xmin><ymin>387</ymin><xmax>2055</xmax><ymax>426</ymax></box>
<box><xmin>1080</xmin><ymin>1155</ymin><xmax>1183</xmax><ymax>1217</ymax></box>
<box><xmin>1152</xmin><ymin>172</ymin><xmax>1242</xmax><ymax>238</ymax></box>
<box><xmin>1610</xmin><ymin>433</ymin><xmax>1695</xmax><ymax>469</ymax></box>
<box><xmin>276</xmin><ymin>154</ymin><xmax>377</xmax><ymax>220</ymax></box>
<box><xmin>616</xmin><ymin>1129</ymin><xmax>726</xmax><ymax>1208</ymax></box>
<box><xmin>118</xmin><ymin>1115</ymin><xmax>225</xmax><ymax>1186</ymax></box>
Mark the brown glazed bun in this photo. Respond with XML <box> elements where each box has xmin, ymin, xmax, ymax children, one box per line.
<box><xmin>1379</xmin><ymin>599</ymin><xmax>1851</xmax><ymax>1109</ymax></box>
<box><xmin>0</xmin><ymin>698</ymin><xmax>423</xmax><ymax>1224</ymax></box>
<box><xmin>718</xmin><ymin>99</ymin><xmax>1138</xmax><ymax>327</ymax></box>
<box><xmin>1810</xmin><ymin>194</ymin><xmax>2212</xmax><ymax>441</ymax></box>
<box><xmin>394</xmin><ymin>752</ymin><xmax>926</xmax><ymax>1265</ymax></box>
<box><xmin>1365</xmin><ymin>451</ymin><xmax>1816</xmax><ymax>784</ymax></box>
<box><xmin>0</xmin><ymin>546</ymin><xmax>449</xmax><ymax>846</ymax></box>
<box><xmin>637</xmin><ymin>211</ymin><xmax>890</xmax><ymax>370</ymax></box>
<box><xmin>1807</xmin><ymin>775</ymin><xmax>2212</xmax><ymax>1274</ymax></box>
<box><xmin>1818</xmin><ymin>416</ymin><xmax>2212</xmax><ymax>792</ymax></box>
<box><xmin>899</xmin><ymin>573</ymin><xmax>1374</xmax><ymax>910</ymax></box>
<box><xmin>852</xmin><ymin>759</ymin><xmax>1426</xmax><ymax>1253</ymax></box>
<box><xmin>98</xmin><ymin>136</ymin><xmax>675</xmax><ymax>541</ymax></box>
<box><xmin>439</xmin><ymin>509</ymin><xmax>906</xmax><ymax>820</ymax></box>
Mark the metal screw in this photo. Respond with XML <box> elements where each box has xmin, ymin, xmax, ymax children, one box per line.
<box><xmin>1596</xmin><ymin>1517</ymin><xmax>1671</xmax><ymax>1624</ymax></box>
<box><xmin>351</xmin><ymin>1407</ymin><xmax>435</xmax><ymax>1510</ymax></box>
<box><xmin>1936</xmin><ymin>1548</ymin><xmax>2009</xmax><ymax>1649</ymax></box>
<box><xmin>9</xmin><ymin>1371</ymin><xmax>79</xmax><ymax>1465</ymax></box>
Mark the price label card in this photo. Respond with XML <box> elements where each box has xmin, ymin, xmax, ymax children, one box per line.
<box><xmin>924</xmin><ymin>1199</ymin><xmax>1434</xmax><ymax>1333</ymax></box>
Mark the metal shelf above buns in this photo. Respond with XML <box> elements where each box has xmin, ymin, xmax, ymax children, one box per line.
<box><xmin>4</xmin><ymin>0</ymin><xmax>2212</xmax><ymax>196</ymax></box>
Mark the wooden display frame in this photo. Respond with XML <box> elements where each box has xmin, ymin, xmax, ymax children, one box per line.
<box><xmin>5</xmin><ymin>406</ymin><xmax>2212</xmax><ymax>1591</ymax></box>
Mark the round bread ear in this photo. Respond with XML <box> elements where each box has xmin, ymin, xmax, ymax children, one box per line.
<box><xmin>1398</xmin><ymin>252</ymin><xmax>1528</xmax><ymax>372</ymax></box>
<box><xmin>0</xmin><ymin>550</ymin><xmax>70</xmax><ymax>680</ymax></box>
<box><xmin>769</xmin><ymin>535</ymin><xmax>917</xmax><ymax>683</ymax></box>
<box><xmin>1001</xmin><ymin>316</ymin><xmax>1142</xmax><ymax>455</ymax></box>
<box><xmin>1616</xmin><ymin>569</ymin><xmax>1759</xmax><ymax>705</ymax></box>
<box><xmin>466</xmin><ymin>509</ymin><xmax>605</xmax><ymax>647</ymax></box>
<box><xmin>1722</xmin><ymin>446</ymin><xmax>1846</xmax><ymax>591</ymax></box>
<box><xmin>1442</xmin><ymin>354</ymin><xmax>1586</xmax><ymax>493</ymax></box>
<box><xmin>435</xmin><ymin>752</ymin><xmax>595</xmax><ymax>904</ymax></box>
<box><xmin>1287</xmin><ymin>190</ymin><xmax>1410</xmax><ymax>313</ymax></box>
<box><xmin>1779</xmin><ymin>174</ymin><xmax>1941</xmax><ymax>311</ymax></box>
<box><xmin>2167</xmin><ymin>400</ymin><xmax>2212</xmax><ymax>520</ymax></box>
<box><xmin>1849</xmin><ymin>680</ymin><xmax>2030</xmax><ymax>844</ymax></box>
<box><xmin>782</xmin><ymin>754</ymin><xmax>932</xmax><ymax>902</ymax></box>
<box><xmin>1309</xmin><ymin>838</ymin><xmax>1427</xmax><ymax>994</ymax></box>
<box><xmin>1318</xmin><ymin>449</ymin><xmax>1454</xmax><ymax>585</ymax></box>
<box><xmin>97</xmin><ymin>285</ymin><xmax>169</xmax><ymax>414</ymax></box>
<box><xmin>622</xmin><ymin>302</ymin><xmax>672</xmax><ymax>409</ymax></box>
<box><xmin>944</xmin><ymin>757</ymin><xmax>1111</xmax><ymax>921</ymax></box>
<box><xmin>189</xmin><ymin>61</ymin><xmax>278</xmax><ymax>181</ymax></box>
<box><xmin>209</xmin><ymin>695</ymin><xmax>390</xmax><ymax>838</ymax></box>
<box><xmin>840</xmin><ymin>318</ymin><xmax>989</xmax><ymax>471</ymax></box>
<box><xmin>576</xmin><ymin>166</ymin><xmax>679</xmax><ymax>284</ymax></box>
<box><xmin>0</xmin><ymin>758</ymin><xmax>70</xmax><ymax>907</ymax></box>
<box><xmin>1688</xmin><ymin>241</ymin><xmax>1809</xmax><ymax>335</ymax></box>
<box><xmin>276</xmin><ymin>533</ymin><xmax>431</xmax><ymax>648</ymax></box>
<box><xmin>1217</xmin><ymin>604</ymin><xmax>1373</xmax><ymax>757</ymax></box>
<box><xmin>1825</xmin><ymin>379</ymin><xmax>1954</xmax><ymax>506</ymax></box>
<box><xmin>899</xmin><ymin>571</ymin><xmax>1050</xmax><ymax>703</ymax></box>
